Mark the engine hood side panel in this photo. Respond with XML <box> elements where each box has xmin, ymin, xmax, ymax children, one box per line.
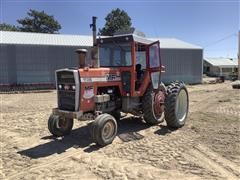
<box><xmin>78</xmin><ymin>68</ymin><xmax>123</xmax><ymax>112</ymax></box>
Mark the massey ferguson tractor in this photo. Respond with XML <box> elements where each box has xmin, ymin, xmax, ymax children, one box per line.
<box><xmin>48</xmin><ymin>17</ymin><xmax>189</xmax><ymax>146</ymax></box>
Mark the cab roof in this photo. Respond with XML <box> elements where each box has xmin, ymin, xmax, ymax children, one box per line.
<box><xmin>97</xmin><ymin>34</ymin><xmax>156</xmax><ymax>45</ymax></box>
<box><xmin>97</xmin><ymin>29</ymin><xmax>156</xmax><ymax>45</ymax></box>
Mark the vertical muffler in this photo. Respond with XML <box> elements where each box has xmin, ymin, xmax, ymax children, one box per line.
<box><xmin>90</xmin><ymin>16</ymin><xmax>99</xmax><ymax>68</ymax></box>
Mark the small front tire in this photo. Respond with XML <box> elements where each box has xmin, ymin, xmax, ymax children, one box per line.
<box><xmin>48</xmin><ymin>114</ymin><xmax>73</xmax><ymax>137</ymax></box>
<box><xmin>91</xmin><ymin>114</ymin><xmax>117</xmax><ymax>146</ymax></box>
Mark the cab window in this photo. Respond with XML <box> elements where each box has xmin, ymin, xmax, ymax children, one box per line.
<box><xmin>99</xmin><ymin>43</ymin><xmax>132</xmax><ymax>67</ymax></box>
<box><xmin>135</xmin><ymin>44</ymin><xmax>146</xmax><ymax>69</ymax></box>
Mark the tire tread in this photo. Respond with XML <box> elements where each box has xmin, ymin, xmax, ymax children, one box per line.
<box><xmin>165</xmin><ymin>82</ymin><xmax>189</xmax><ymax>128</ymax></box>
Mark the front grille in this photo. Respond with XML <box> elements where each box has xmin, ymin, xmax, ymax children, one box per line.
<box><xmin>56</xmin><ymin>70</ymin><xmax>78</xmax><ymax>111</ymax></box>
<box><xmin>57</xmin><ymin>71</ymin><xmax>75</xmax><ymax>84</ymax></box>
<box><xmin>58</xmin><ymin>90</ymin><xmax>75</xmax><ymax>111</ymax></box>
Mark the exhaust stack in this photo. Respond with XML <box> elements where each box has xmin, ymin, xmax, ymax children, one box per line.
<box><xmin>90</xmin><ymin>16</ymin><xmax>99</xmax><ymax>67</ymax></box>
<box><xmin>90</xmin><ymin>16</ymin><xmax>97</xmax><ymax>46</ymax></box>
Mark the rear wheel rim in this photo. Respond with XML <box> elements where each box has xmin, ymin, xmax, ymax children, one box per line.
<box><xmin>175</xmin><ymin>89</ymin><xmax>188</xmax><ymax>122</ymax></box>
<box><xmin>153</xmin><ymin>91</ymin><xmax>165</xmax><ymax>119</ymax></box>
<box><xmin>102</xmin><ymin>121</ymin><xmax>115</xmax><ymax>140</ymax></box>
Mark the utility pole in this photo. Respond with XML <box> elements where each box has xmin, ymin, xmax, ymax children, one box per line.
<box><xmin>238</xmin><ymin>31</ymin><xmax>240</xmax><ymax>80</ymax></box>
<box><xmin>231</xmin><ymin>31</ymin><xmax>240</xmax><ymax>88</ymax></box>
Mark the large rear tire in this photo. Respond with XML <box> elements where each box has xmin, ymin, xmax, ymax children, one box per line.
<box><xmin>48</xmin><ymin>114</ymin><xmax>73</xmax><ymax>137</ymax></box>
<box><xmin>91</xmin><ymin>114</ymin><xmax>117</xmax><ymax>146</ymax></box>
<box><xmin>165</xmin><ymin>82</ymin><xmax>189</xmax><ymax>128</ymax></box>
<box><xmin>143</xmin><ymin>87</ymin><xmax>164</xmax><ymax>125</ymax></box>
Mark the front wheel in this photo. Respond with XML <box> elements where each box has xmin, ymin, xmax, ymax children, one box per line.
<box><xmin>91</xmin><ymin>114</ymin><xmax>117</xmax><ymax>146</ymax></box>
<box><xmin>48</xmin><ymin>114</ymin><xmax>73</xmax><ymax>137</ymax></box>
<box><xmin>165</xmin><ymin>82</ymin><xmax>189</xmax><ymax>128</ymax></box>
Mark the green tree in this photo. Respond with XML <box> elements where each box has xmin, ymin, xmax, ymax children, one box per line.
<box><xmin>0</xmin><ymin>23</ymin><xmax>19</xmax><ymax>31</ymax></box>
<box><xmin>99</xmin><ymin>8</ymin><xmax>132</xmax><ymax>36</ymax></box>
<box><xmin>17</xmin><ymin>9</ymin><xmax>61</xmax><ymax>33</ymax></box>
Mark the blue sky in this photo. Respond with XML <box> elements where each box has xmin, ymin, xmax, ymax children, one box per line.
<box><xmin>1</xmin><ymin>0</ymin><xmax>239</xmax><ymax>57</ymax></box>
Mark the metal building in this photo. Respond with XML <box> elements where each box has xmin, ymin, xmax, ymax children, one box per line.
<box><xmin>151</xmin><ymin>38</ymin><xmax>203</xmax><ymax>83</ymax></box>
<box><xmin>204</xmin><ymin>58</ymin><xmax>238</xmax><ymax>78</ymax></box>
<box><xmin>0</xmin><ymin>31</ymin><xmax>203</xmax><ymax>85</ymax></box>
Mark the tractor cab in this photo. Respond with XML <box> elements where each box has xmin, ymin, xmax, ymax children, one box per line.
<box><xmin>97</xmin><ymin>30</ymin><xmax>165</xmax><ymax>97</ymax></box>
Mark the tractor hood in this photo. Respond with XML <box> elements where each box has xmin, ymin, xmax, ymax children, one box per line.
<box><xmin>79</xmin><ymin>68</ymin><xmax>121</xmax><ymax>83</ymax></box>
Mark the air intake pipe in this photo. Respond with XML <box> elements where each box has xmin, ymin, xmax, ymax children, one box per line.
<box><xmin>75</xmin><ymin>49</ymin><xmax>87</xmax><ymax>68</ymax></box>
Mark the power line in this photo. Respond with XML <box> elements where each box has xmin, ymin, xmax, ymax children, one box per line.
<box><xmin>203</xmin><ymin>33</ymin><xmax>237</xmax><ymax>48</ymax></box>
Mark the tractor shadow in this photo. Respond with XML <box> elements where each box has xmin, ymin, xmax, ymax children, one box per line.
<box><xmin>17</xmin><ymin>116</ymin><xmax>152</xmax><ymax>159</ymax></box>
<box><xmin>116</xmin><ymin>116</ymin><xmax>148</xmax><ymax>142</ymax></box>
<box><xmin>154</xmin><ymin>125</ymin><xmax>176</xmax><ymax>136</ymax></box>
<box><xmin>18</xmin><ymin>124</ymin><xmax>93</xmax><ymax>159</ymax></box>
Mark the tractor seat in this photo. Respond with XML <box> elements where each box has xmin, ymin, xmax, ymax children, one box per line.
<box><xmin>136</xmin><ymin>64</ymin><xmax>144</xmax><ymax>79</ymax></box>
<box><xmin>135</xmin><ymin>64</ymin><xmax>144</xmax><ymax>90</ymax></box>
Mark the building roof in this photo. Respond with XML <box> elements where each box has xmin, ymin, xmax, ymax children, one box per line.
<box><xmin>0</xmin><ymin>31</ymin><xmax>202</xmax><ymax>49</ymax></box>
<box><xmin>204</xmin><ymin>58</ymin><xmax>238</xmax><ymax>68</ymax></box>
<box><xmin>150</xmin><ymin>38</ymin><xmax>202</xmax><ymax>49</ymax></box>
<box><xmin>0</xmin><ymin>31</ymin><xmax>92</xmax><ymax>47</ymax></box>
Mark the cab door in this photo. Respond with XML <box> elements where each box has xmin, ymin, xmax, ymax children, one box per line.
<box><xmin>147</xmin><ymin>41</ymin><xmax>162</xmax><ymax>89</ymax></box>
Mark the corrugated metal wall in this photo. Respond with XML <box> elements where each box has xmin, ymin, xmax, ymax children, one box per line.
<box><xmin>0</xmin><ymin>44</ymin><xmax>87</xmax><ymax>84</ymax></box>
<box><xmin>0</xmin><ymin>45</ymin><xmax>10</xmax><ymax>84</ymax></box>
<box><xmin>0</xmin><ymin>44</ymin><xmax>202</xmax><ymax>84</ymax></box>
<box><xmin>161</xmin><ymin>49</ymin><xmax>203</xmax><ymax>84</ymax></box>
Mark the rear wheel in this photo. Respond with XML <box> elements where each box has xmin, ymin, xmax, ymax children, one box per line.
<box><xmin>143</xmin><ymin>87</ymin><xmax>165</xmax><ymax>125</ymax></box>
<box><xmin>165</xmin><ymin>82</ymin><xmax>189</xmax><ymax>128</ymax></box>
<box><xmin>91</xmin><ymin>114</ymin><xmax>117</xmax><ymax>146</ymax></box>
<box><xmin>48</xmin><ymin>114</ymin><xmax>73</xmax><ymax>137</ymax></box>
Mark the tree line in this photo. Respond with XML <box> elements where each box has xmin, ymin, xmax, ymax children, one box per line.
<box><xmin>0</xmin><ymin>8</ymin><xmax>132</xmax><ymax>36</ymax></box>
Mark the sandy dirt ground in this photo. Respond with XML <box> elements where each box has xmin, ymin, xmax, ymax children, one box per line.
<box><xmin>0</xmin><ymin>82</ymin><xmax>240</xmax><ymax>179</ymax></box>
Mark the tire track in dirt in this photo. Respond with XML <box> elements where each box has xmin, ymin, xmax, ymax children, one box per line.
<box><xmin>97</xmin><ymin>130</ymin><xmax>222</xmax><ymax>179</ymax></box>
<box><xmin>6</xmin><ymin>148</ymin><xmax>85</xmax><ymax>180</ymax></box>
<box><xmin>190</xmin><ymin>92</ymin><xmax>222</xmax><ymax>113</ymax></box>
<box><xmin>5</xmin><ymin>123</ymin><xmax>237</xmax><ymax>180</ymax></box>
<box><xmin>7</xmin><ymin>144</ymin><xmax>197</xmax><ymax>180</ymax></box>
<box><xmin>5</xmin><ymin>128</ymin><xmax>200</xmax><ymax>179</ymax></box>
<box><xmin>70</xmin><ymin>152</ymin><xmax>200</xmax><ymax>180</ymax></box>
<box><xmin>185</xmin><ymin>144</ymin><xmax>239</xmax><ymax>179</ymax></box>
<box><xmin>196</xmin><ymin>145</ymin><xmax>240</xmax><ymax>177</ymax></box>
<box><xmin>190</xmin><ymin>86</ymin><xmax>239</xmax><ymax>115</ymax></box>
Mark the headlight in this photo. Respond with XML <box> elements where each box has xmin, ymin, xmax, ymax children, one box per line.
<box><xmin>58</xmin><ymin>84</ymin><xmax>62</xmax><ymax>89</ymax></box>
<box><xmin>107</xmin><ymin>89</ymin><xmax>113</xmax><ymax>93</ymax></box>
<box><xmin>72</xmin><ymin>85</ymin><xmax>76</xmax><ymax>90</ymax></box>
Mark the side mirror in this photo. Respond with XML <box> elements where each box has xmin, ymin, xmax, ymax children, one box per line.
<box><xmin>161</xmin><ymin>65</ymin><xmax>166</xmax><ymax>73</ymax></box>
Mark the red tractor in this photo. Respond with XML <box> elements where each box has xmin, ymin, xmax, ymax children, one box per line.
<box><xmin>48</xmin><ymin>17</ymin><xmax>189</xmax><ymax>146</ymax></box>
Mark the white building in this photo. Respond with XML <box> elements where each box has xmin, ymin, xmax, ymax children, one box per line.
<box><xmin>204</xmin><ymin>58</ymin><xmax>238</xmax><ymax>78</ymax></box>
